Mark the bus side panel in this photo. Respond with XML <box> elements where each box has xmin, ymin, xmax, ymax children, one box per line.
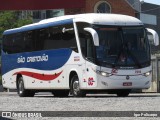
<box><xmin>2</xmin><ymin>49</ymin><xmax>72</xmax><ymax>89</ymax></box>
<box><xmin>65</xmin><ymin>52</ymin><xmax>87</xmax><ymax>89</ymax></box>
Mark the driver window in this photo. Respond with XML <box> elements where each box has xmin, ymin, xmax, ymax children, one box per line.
<box><xmin>79</xmin><ymin>31</ymin><xmax>95</xmax><ymax>63</ymax></box>
<box><xmin>86</xmin><ymin>32</ymin><xmax>94</xmax><ymax>61</ymax></box>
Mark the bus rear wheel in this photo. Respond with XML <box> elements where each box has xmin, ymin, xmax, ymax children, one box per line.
<box><xmin>71</xmin><ymin>75</ymin><xmax>86</xmax><ymax>97</ymax></box>
<box><xmin>17</xmin><ymin>77</ymin><xmax>35</xmax><ymax>97</ymax></box>
<box><xmin>116</xmin><ymin>89</ymin><xmax>131</xmax><ymax>97</ymax></box>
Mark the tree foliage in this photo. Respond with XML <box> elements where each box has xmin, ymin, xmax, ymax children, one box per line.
<box><xmin>0</xmin><ymin>11</ymin><xmax>32</xmax><ymax>38</ymax></box>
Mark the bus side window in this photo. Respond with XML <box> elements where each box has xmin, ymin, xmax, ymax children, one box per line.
<box><xmin>36</xmin><ymin>29</ymin><xmax>47</xmax><ymax>51</ymax></box>
<box><xmin>3</xmin><ymin>35</ymin><xmax>14</xmax><ymax>54</ymax></box>
<box><xmin>13</xmin><ymin>33</ymin><xmax>24</xmax><ymax>53</ymax></box>
<box><xmin>43</xmin><ymin>27</ymin><xmax>62</xmax><ymax>50</ymax></box>
<box><xmin>24</xmin><ymin>31</ymin><xmax>35</xmax><ymax>52</ymax></box>
<box><xmin>62</xmin><ymin>31</ymin><xmax>78</xmax><ymax>52</ymax></box>
<box><xmin>43</xmin><ymin>24</ymin><xmax>78</xmax><ymax>52</ymax></box>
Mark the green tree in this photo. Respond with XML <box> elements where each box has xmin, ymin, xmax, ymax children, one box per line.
<box><xmin>0</xmin><ymin>11</ymin><xmax>32</xmax><ymax>38</ymax></box>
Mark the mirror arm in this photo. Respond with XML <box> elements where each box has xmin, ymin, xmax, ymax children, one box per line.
<box><xmin>84</xmin><ymin>27</ymin><xmax>99</xmax><ymax>46</ymax></box>
<box><xmin>147</xmin><ymin>28</ymin><xmax>159</xmax><ymax>46</ymax></box>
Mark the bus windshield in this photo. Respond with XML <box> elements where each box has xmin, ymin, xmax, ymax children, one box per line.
<box><xmin>94</xmin><ymin>25</ymin><xmax>150</xmax><ymax>69</ymax></box>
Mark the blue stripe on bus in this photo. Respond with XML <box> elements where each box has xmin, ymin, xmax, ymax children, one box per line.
<box><xmin>3</xmin><ymin>19</ymin><xmax>73</xmax><ymax>35</ymax></box>
<box><xmin>1</xmin><ymin>48</ymin><xmax>72</xmax><ymax>75</ymax></box>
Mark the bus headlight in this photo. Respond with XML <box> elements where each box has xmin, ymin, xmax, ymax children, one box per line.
<box><xmin>96</xmin><ymin>70</ymin><xmax>112</xmax><ymax>77</ymax></box>
<box><xmin>143</xmin><ymin>71</ymin><xmax>151</xmax><ymax>77</ymax></box>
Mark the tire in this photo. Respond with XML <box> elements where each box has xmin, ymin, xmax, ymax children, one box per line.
<box><xmin>116</xmin><ymin>89</ymin><xmax>131</xmax><ymax>97</ymax></box>
<box><xmin>17</xmin><ymin>77</ymin><xmax>35</xmax><ymax>97</ymax></box>
<box><xmin>52</xmin><ymin>90</ymin><xmax>69</xmax><ymax>97</ymax></box>
<box><xmin>71</xmin><ymin>75</ymin><xmax>86</xmax><ymax>97</ymax></box>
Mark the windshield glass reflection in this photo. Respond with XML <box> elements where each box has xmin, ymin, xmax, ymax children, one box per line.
<box><xmin>94</xmin><ymin>25</ymin><xmax>150</xmax><ymax>68</ymax></box>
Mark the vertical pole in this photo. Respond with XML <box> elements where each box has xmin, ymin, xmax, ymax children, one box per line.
<box><xmin>155</xmin><ymin>56</ymin><xmax>159</xmax><ymax>92</ymax></box>
<box><xmin>7</xmin><ymin>88</ymin><xmax>9</xmax><ymax>92</ymax></box>
<box><xmin>157</xmin><ymin>56</ymin><xmax>160</xmax><ymax>92</ymax></box>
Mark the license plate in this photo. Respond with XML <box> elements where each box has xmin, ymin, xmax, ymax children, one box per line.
<box><xmin>123</xmin><ymin>82</ymin><xmax>132</xmax><ymax>86</ymax></box>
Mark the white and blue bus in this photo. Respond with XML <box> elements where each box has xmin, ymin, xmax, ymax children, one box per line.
<box><xmin>2</xmin><ymin>13</ymin><xmax>159</xmax><ymax>97</ymax></box>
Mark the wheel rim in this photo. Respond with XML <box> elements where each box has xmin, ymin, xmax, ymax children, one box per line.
<box><xmin>73</xmin><ymin>81</ymin><xmax>79</xmax><ymax>95</ymax></box>
<box><xmin>19</xmin><ymin>80</ymin><xmax>24</xmax><ymax>94</ymax></box>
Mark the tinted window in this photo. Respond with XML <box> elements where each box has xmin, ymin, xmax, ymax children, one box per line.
<box><xmin>13</xmin><ymin>33</ymin><xmax>24</xmax><ymax>53</ymax></box>
<box><xmin>3</xmin><ymin>35</ymin><xmax>14</xmax><ymax>54</ymax></box>
<box><xmin>43</xmin><ymin>24</ymin><xmax>77</xmax><ymax>52</ymax></box>
<box><xmin>24</xmin><ymin>31</ymin><xmax>35</xmax><ymax>52</ymax></box>
<box><xmin>77</xmin><ymin>22</ymin><xmax>96</xmax><ymax>62</ymax></box>
<box><xmin>36</xmin><ymin>29</ymin><xmax>47</xmax><ymax>51</ymax></box>
<box><xmin>2</xmin><ymin>23</ymin><xmax>77</xmax><ymax>54</ymax></box>
<box><xmin>3</xmin><ymin>31</ymin><xmax>35</xmax><ymax>54</ymax></box>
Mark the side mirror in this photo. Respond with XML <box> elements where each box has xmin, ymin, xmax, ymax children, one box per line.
<box><xmin>146</xmin><ymin>28</ymin><xmax>159</xmax><ymax>46</ymax></box>
<box><xmin>84</xmin><ymin>27</ymin><xmax>99</xmax><ymax>46</ymax></box>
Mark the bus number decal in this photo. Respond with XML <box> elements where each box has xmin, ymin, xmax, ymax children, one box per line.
<box><xmin>88</xmin><ymin>77</ymin><xmax>94</xmax><ymax>86</ymax></box>
<box><xmin>111</xmin><ymin>69</ymin><xmax>118</xmax><ymax>74</ymax></box>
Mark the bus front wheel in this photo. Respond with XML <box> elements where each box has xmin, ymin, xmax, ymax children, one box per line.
<box><xmin>71</xmin><ymin>75</ymin><xmax>86</xmax><ymax>97</ymax></box>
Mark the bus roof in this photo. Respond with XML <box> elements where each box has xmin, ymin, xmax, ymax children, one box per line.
<box><xmin>74</xmin><ymin>13</ymin><xmax>143</xmax><ymax>26</ymax></box>
<box><xmin>3</xmin><ymin>13</ymin><xmax>143</xmax><ymax>35</ymax></box>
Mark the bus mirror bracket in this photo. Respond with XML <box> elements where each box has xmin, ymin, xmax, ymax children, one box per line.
<box><xmin>146</xmin><ymin>28</ymin><xmax>159</xmax><ymax>46</ymax></box>
<box><xmin>84</xmin><ymin>27</ymin><xmax>99</xmax><ymax>46</ymax></box>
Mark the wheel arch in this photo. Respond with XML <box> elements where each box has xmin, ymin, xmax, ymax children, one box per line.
<box><xmin>69</xmin><ymin>70</ymin><xmax>78</xmax><ymax>89</ymax></box>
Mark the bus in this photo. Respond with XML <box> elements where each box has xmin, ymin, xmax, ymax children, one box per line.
<box><xmin>2</xmin><ymin>13</ymin><xmax>159</xmax><ymax>97</ymax></box>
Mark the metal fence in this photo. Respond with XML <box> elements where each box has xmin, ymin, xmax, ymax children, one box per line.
<box><xmin>143</xmin><ymin>55</ymin><xmax>160</xmax><ymax>93</ymax></box>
